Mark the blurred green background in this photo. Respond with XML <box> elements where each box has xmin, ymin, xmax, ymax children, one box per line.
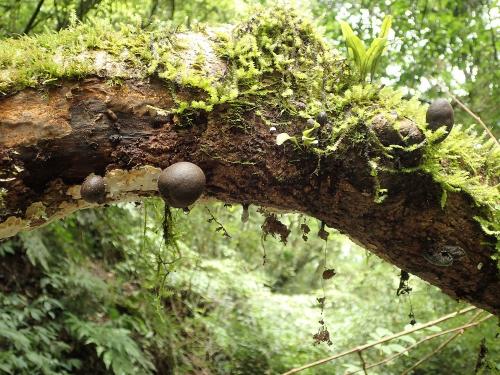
<box><xmin>0</xmin><ymin>1</ymin><xmax>498</xmax><ymax>374</ymax></box>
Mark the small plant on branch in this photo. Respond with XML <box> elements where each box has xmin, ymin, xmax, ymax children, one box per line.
<box><xmin>340</xmin><ymin>15</ymin><xmax>392</xmax><ymax>82</ymax></box>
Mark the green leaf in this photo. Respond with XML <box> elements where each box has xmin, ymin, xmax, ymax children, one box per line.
<box><xmin>276</xmin><ymin>133</ymin><xmax>298</xmax><ymax>146</ymax></box>
<box><xmin>388</xmin><ymin>343</ymin><xmax>408</xmax><ymax>353</ymax></box>
<box><xmin>339</xmin><ymin>21</ymin><xmax>366</xmax><ymax>68</ymax></box>
<box><xmin>365</xmin><ymin>37</ymin><xmax>388</xmax><ymax>80</ymax></box>
<box><xmin>302</xmin><ymin>122</ymin><xmax>319</xmax><ymax>138</ymax></box>
<box><xmin>398</xmin><ymin>335</ymin><xmax>417</xmax><ymax>345</ymax></box>
<box><xmin>375</xmin><ymin>327</ymin><xmax>394</xmax><ymax>338</ymax></box>
<box><xmin>103</xmin><ymin>351</ymin><xmax>113</xmax><ymax>370</ymax></box>
<box><xmin>425</xmin><ymin>325</ymin><xmax>442</xmax><ymax>332</ymax></box>
<box><xmin>379</xmin><ymin>15</ymin><xmax>393</xmax><ymax>39</ymax></box>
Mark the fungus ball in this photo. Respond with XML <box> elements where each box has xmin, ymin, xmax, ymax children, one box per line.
<box><xmin>80</xmin><ymin>175</ymin><xmax>106</xmax><ymax>203</ymax></box>
<box><xmin>158</xmin><ymin>162</ymin><xmax>206</xmax><ymax>208</ymax></box>
<box><xmin>316</xmin><ymin>111</ymin><xmax>328</xmax><ymax>126</ymax></box>
<box><xmin>398</xmin><ymin>119</ymin><xmax>425</xmax><ymax>145</ymax></box>
<box><xmin>306</xmin><ymin>118</ymin><xmax>316</xmax><ymax>127</ymax></box>
<box><xmin>426</xmin><ymin>99</ymin><xmax>454</xmax><ymax>141</ymax></box>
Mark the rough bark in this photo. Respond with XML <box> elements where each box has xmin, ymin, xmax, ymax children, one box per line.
<box><xmin>0</xmin><ymin>27</ymin><xmax>498</xmax><ymax>315</ymax></box>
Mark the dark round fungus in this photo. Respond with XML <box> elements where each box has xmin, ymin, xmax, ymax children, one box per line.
<box><xmin>295</xmin><ymin>101</ymin><xmax>307</xmax><ymax>111</ymax></box>
<box><xmin>398</xmin><ymin>119</ymin><xmax>425</xmax><ymax>145</ymax></box>
<box><xmin>108</xmin><ymin>134</ymin><xmax>122</xmax><ymax>145</ymax></box>
<box><xmin>151</xmin><ymin>114</ymin><xmax>172</xmax><ymax>129</ymax></box>
<box><xmin>158</xmin><ymin>162</ymin><xmax>206</xmax><ymax>208</ymax></box>
<box><xmin>316</xmin><ymin>111</ymin><xmax>328</xmax><ymax>126</ymax></box>
<box><xmin>426</xmin><ymin>99</ymin><xmax>454</xmax><ymax>142</ymax></box>
<box><xmin>80</xmin><ymin>175</ymin><xmax>106</xmax><ymax>203</ymax></box>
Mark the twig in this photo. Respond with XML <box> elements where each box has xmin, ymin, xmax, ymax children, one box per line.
<box><xmin>281</xmin><ymin>306</ymin><xmax>476</xmax><ymax>375</ymax></box>
<box><xmin>24</xmin><ymin>0</ymin><xmax>45</xmax><ymax>34</ymax></box>
<box><xmin>357</xmin><ymin>351</ymin><xmax>368</xmax><ymax>375</ymax></box>
<box><xmin>205</xmin><ymin>206</ymin><xmax>231</xmax><ymax>238</ymax></box>
<box><xmin>345</xmin><ymin>310</ymin><xmax>488</xmax><ymax>374</ymax></box>
<box><xmin>400</xmin><ymin>314</ymin><xmax>493</xmax><ymax>375</ymax></box>
<box><xmin>474</xmin><ymin>338</ymin><xmax>488</xmax><ymax>374</ymax></box>
<box><xmin>447</xmin><ymin>92</ymin><xmax>499</xmax><ymax>147</ymax></box>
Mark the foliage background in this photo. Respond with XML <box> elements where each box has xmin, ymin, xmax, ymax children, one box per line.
<box><xmin>0</xmin><ymin>0</ymin><xmax>499</xmax><ymax>374</ymax></box>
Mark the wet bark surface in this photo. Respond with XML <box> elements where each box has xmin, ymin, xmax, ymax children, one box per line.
<box><xmin>0</xmin><ymin>78</ymin><xmax>498</xmax><ymax>314</ymax></box>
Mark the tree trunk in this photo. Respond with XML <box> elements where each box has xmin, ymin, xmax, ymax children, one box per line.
<box><xmin>0</xmin><ymin>10</ymin><xmax>498</xmax><ymax>314</ymax></box>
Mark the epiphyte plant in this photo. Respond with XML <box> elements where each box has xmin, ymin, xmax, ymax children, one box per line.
<box><xmin>339</xmin><ymin>15</ymin><xmax>392</xmax><ymax>82</ymax></box>
<box><xmin>276</xmin><ymin>119</ymin><xmax>320</xmax><ymax>148</ymax></box>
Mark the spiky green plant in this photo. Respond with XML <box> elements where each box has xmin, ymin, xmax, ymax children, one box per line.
<box><xmin>340</xmin><ymin>15</ymin><xmax>392</xmax><ymax>82</ymax></box>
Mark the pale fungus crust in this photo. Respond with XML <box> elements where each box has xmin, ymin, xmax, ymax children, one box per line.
<box><xmin>0</xmin><ymin>90</ymin><xmax>72</xmax><ymax>147</ymax></box>
<box><xmin>0</xmin><ymin>216</ymin><xmax>29</xmax><ymax>238</ymax></box>
<box><xmin>104</xmin><ymin>165</ymin><xmax>162</xmax><ymax>196</ymax></box>
<box><xmin>68</xmin><ymin>166</ymin><xmax>162</xmax><ymax>200</ymax></box>
<box><xmin>67</xmin><ymin>185</ymin><xmax>83</xmax><ymax>200</ymax></box>
<box><xmin>1</xmin><ymin>166</ymin><xmax>166</xmax><ymax>239</ymax></box>
<box><xmin>0</xmin><ymin>6</ymin><xmax>498</xmax><ymax>262</ymax></box>
<box><xmin>25</xmin><ymin>202</ymin><xmax>47</xmax><ymax>220</ymax></box>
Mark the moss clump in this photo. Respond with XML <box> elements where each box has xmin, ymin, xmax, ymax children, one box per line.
<box><xmin>420</xmin><ymin>126</ymin><xmax>500</xmax><ymax>266</ymax></box>
<box><xmin>216</xmin><ymin>7</ymin><xmax>352</xmax><ymax>115</ymax></box>
<box><xmin>420</xmin><ymin>125</ymin><xmax>499</xmax><ymax>209</ymax></box>
<box><xmin>0</xmin><ymin>188</ymin><xmax>6</xmax><ymax>214</ymax></box>
<box><xmin>0</xmin><ymin>21</ymin><xmax>160</xmax><ymax>94</ymax></box>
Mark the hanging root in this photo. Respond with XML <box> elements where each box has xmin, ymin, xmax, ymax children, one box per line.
<box><xmin>162</xmin><ymin>204</ymin><xmax>175</xmax><ymax>247</ymax></box>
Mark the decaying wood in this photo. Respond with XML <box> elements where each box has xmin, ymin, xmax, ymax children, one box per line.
<box><xmin>0</xmin><ymin>46</ymin><xmax>498</xmax><ymax>315</ymax></box>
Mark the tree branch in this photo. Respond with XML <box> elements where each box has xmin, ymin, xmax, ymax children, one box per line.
<box><xmin>282</xmin><ymin>307</ymin><xmax>477</xmax><ymax>374</ymax></box>
<box><xmin>0</xmin><ymin>9</ymin><xmax>498</xmax><ymax>315</ymax></box>
<box><xmin>345</xmin><ymin>310</ymin><xmax>488</xmax><ymax>374</ymax></box>
<box><xmin>400</xmin><ymin>314</ymin><xmax>493</xmax><ymax>375</ymax></box>
<box><xmin>23</xmin><ymin>0</ymin><xmax>45</xmax><ymax>35</ymax></box>
<box><xmin>356</xmin><ymin>351</ymin><xmax>368</xmax><ymax>375</ymax></box>
<box><xmin>447</xmin><ymin>92</ymin><xmax>499</xmax><ymax>147</ymax></box>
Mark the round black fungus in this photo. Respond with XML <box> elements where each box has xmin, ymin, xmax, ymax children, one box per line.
<box><xmin>426</xmin><ymin>99</ymin><xmax>454</xmax><ymax>142</ymax></box>
<box><xmin>306</xmin><ymin>118</ymin><xmax>316</xmax><ymax>127</ymax></box>
<box><xmin>398</xmin><ymin>119</ymin><xmax>425</xmax><ymax>145</ymax></box>
<box><xmin>151</xmin><ymin>114</ymin><xmax>172</xmax><ymax>128</ymax></box>
<box><xmin>295</xmin><ymin>102</ymin><xmax>307</xmax><ymax>111</ymax></box>
<box><xmin>109</xmin><ymin>134</ymin><xmax>122</xmax><ymax>145</ymax></box>
<box><xmin>158</xmin><ymin>162</ymin><xmax>206</xmax><ymax>208</ymax></box>
<box><xmin>316</xmin><ymin>111</ymin><xmax>328</xmax><ymax>126</ymax></box>
<box><xmin>80</xmin><ymin>175</ymin><xmax>106</xmax><ymax>203</ymax></box>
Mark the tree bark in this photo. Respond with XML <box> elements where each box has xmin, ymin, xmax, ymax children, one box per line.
<box><xmin>0</xmin><ymin>28</ymin><xmax>498</xmax><ymax>314</ymax></box>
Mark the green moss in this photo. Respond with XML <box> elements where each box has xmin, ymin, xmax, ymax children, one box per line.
<box><xmin>0</xmin><ymin>21</ymin><xmax>151</xmax><ymax>93</ymax></box>
<box><xmin>420</xmin><ymin>126</ymin><xmax>499</xmax><ymax>208</ymax></box>
<box><xmin>0</xmin><ymin>188</ymin><xmax>6</xmax><ymax>214</ymax></box>
<box><xmin>216</xmin><ymin>7</ymin><xmax>352</xmax><ymax>116</ymax></box>
<box><xmin>420</xmin><ymin>126</ymin><xmax>500</xmax><ymax>266</ymax></box>
<box><xmin>280</xmin><ymin>81</ymin><xmax>499</xmax><ymax>264</ymax></box>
